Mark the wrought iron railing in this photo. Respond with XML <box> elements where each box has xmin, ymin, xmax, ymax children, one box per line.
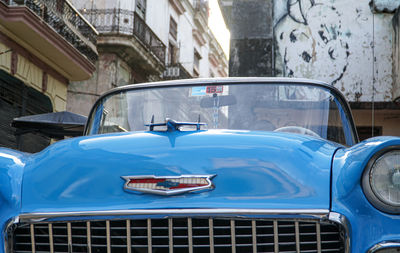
<box><xmin>1</xmin><ymin>0</ymin><xmax>98</xmax><ymax>63</ymax></box>
<box><xmin>163</xmin><ymin>63</ymin><xmax>192</xmax><ymax>80</ymax></box>
<box><xmin>82</xmin><ymin>8</ymin><xmax>166</xmax><ymax>64</ymax></box>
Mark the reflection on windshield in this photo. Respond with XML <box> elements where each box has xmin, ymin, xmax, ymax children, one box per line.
<box><xmin>86</xmin><ymin>83</ymin><xmax>353</xmax><ymax>145</ymax></box>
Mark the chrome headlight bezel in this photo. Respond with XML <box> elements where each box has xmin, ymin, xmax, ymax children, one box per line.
<box><xmin>362</xmin><ymin>147</ymin><xmax>400</xmax><ymax>214</ymax></box>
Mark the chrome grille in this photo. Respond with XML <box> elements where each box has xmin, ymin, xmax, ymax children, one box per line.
<box><xmin>11</xmin><ymin>217</ymin><xmax>344</xmax><ymax>253</ymax></box>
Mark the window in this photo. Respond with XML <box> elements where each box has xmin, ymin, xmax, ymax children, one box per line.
<box><xmin>0</xmin><ymin>70</ymin><xmax>52</xmax><ymax>152</ymax></box>
<box><xmin>193</xmin><ymin>49</ymin><xmax>201</xmax><ymax>75</ymax></box>
<box><xmin>169</xmin><ymin>17</ymin><xmax>178</xmax><ymax>41</ymax></box>
<box><xmin>136</xmin><ymin>0</ymin><xmax>146</xmax><ymax>19</ymax></box>
<box><xmin>168</xmin><ymin>43</ymin><xmax>178</xmax><ymax>65</ymax></box>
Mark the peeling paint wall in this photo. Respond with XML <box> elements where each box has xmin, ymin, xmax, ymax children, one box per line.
<box><xmin>274</xmin><ymin>0</ymin><xmax>393</xmax><ymax>102</ymax></box>
<box><xmin>373</xmin><ymin>0</ymin><xmax>400</xmax><ymax>13</ymax></box>
<box><xmin>393</xmin><ymin>8</ymin><xmax>400</xmax><ymax>101</ymax></box>
<box><xmin>67</xmin><ymin>53</ymin><xmax>132</xmax><ymax>116</ymax></box>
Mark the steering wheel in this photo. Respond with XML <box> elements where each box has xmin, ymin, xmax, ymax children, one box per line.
<box><xmin>273</xmin><ymin>126</ymin><xmax>320</xmax><ymax>138</ymax></box>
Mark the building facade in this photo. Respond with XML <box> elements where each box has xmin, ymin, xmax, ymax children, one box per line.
<box><xmin>68</xmin><ymin>0</ymin><xmax>228</xmax><ymax>116</ymax></box>
<box><xmin>219</xmin><ymin>0</ymin><xmax>400</xmax><ymax>140</ymax></box>
<box><xmin>0</xmin><ymin>0</ymin><xmax>97</xmax><ymax>152</ymax></box>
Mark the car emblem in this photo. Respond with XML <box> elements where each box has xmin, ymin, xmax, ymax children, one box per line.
<box><xmin>122</xmin><ymin>175</ymin><xmax>216</xmax><ymax>196</ymax></box>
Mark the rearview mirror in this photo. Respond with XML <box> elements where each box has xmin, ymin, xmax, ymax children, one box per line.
<box><xmin>200</xmin><ymin>95</ymin><xmax>237</xmax><ymax>108</ymax></box>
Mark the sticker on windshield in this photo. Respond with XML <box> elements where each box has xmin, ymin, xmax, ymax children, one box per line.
<box><xmin>191</xmin><ymin>86</ymin><xmax>207</xmax><ymax>96</ymax></box>
<box><xmin>206</xmin><ymin>86</ymin><xmax>223</xmax><ymax>94</ymax></box>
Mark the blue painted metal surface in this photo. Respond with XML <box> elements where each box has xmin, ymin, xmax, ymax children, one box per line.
<box><xmin>332</xmin><ymin>136</ymin><xmax>400</xmax><ymax>252</ymax></box>
<box><xmin>0</xmin><ymin>148</ymin><xmax>29</xmax><ymax>252</ymax></box>
<box><xmin>1</xmin><ymin>128</ymin><xmax>400</xmax><ymax>253</ymax></box>
<box><xmin>18</xmin><ymin>130</ymin><xmax>338</xmax><ymax>213</ymax></box>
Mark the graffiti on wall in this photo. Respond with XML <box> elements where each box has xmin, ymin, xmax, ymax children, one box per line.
<box><xmin>275</xmin><ymin>0</ymin><xmax>350</xmax><ymax>84</ymax></box>
<box><xmin>274</xmin><ymin>0</ymin><xmax>393</xmax><ymax>101</ymax></box>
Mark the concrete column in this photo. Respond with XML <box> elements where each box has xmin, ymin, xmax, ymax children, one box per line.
<box><xmin>229</xmin><ymin>0</ymin><xmax>274</xmax><ymax>77</ymax></box>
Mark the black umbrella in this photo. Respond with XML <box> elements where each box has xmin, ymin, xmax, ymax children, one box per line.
<box><xmin>12</xmin><ymin>111</ymin><xmax>87</xmax><ymax>139</ymax></box>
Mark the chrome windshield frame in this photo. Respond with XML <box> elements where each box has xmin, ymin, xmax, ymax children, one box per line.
<box><xmin>84</xmin><ymin>77</ymin><xmax>359</xmax><ymax>145</ymax></box>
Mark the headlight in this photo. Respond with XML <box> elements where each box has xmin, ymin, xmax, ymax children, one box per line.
<box><xmin>362</xmin><ymin>148</ymin><xmax>400</xmax><ymax>214</ymax></box>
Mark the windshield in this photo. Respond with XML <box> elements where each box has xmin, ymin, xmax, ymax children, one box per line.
<box><xmin>86</xmin><ymin>82</ymin><xmax>355</xmax><ymax>145</ymax></box>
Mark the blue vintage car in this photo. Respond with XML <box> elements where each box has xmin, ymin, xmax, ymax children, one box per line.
<box><xmin>1</xmin><ymin>78</ymin><xmax>399</xmax><ymax>253</ymax></box>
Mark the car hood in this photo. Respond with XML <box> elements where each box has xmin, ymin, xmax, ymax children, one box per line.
<box><xmin>21</xmin><ymin>130</ymin><xmax>341</xmax><ymax>213</ymax></box>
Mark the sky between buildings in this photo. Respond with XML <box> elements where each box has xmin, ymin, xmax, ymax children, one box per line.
<box><xmin>208</xmin><ymin>0</ymin><xmax>230</xmax><ymax>58</ymax></box>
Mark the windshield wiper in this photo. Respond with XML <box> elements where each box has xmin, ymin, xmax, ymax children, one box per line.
<box><xmin>145</xmin><ymin>115</ymin><xmax>207</xmax><ymax>131</ymax></box>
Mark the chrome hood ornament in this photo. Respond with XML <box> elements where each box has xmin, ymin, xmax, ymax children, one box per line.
<box><xmin>122</xmin><ymin>175</ymin><xmax>216</xmax><ymax>196</ymax></box>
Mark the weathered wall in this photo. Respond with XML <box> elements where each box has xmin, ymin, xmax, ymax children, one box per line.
<box><xmin>146</xmin><ymin>0</ymin><xmax>169</xmax><ymax>44</ymax></box>
<box><xmin>274</xmin><ymin>0</ymin><xmax>393</xmax><ymax>102</ymax></box>
<box><xmin>393</xmin><ymin>7</ymin><xmax>400</xmax><ymax>101</ymax></box>
<box><xmin>373</xmin><ymin>0</ymin><xmax>400</xmax><ymax>12</ymax></box>
<box><xmin>226</xmin><ymin>0</ymin><xmax>396</xmax><ymax>102</ymax></box>
<box><xmin>67</xmin><ymin>53</ymin><xmax>132</xmax><ymax>116</ymax></box>
<box><xmin>0</xmin><ymin>41</ymin><xmax>66</xmax><ymax>111</ymax></box>
<box><xmin>229</xmin><ymin>0</ymin><xmax>274</xmax><ymax>76</ymax></box>
<box><xmin>71</xmin><ymin>0</ymin><xmax>227</xmax><ymax>81</ymax></box>
<box><xmin>353</xmin><ymin>109</ymin><xmax>400</xmax><ymax>136</ymax></box>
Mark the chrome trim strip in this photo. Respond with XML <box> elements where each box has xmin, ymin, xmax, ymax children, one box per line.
<box><xmin>18</xmin><ymin>208</ymin><xmax>330</xmax><ymax>222</ymax></box>
<box><xmin>328</xmin><ymin>212</ymin><xmax>351</xmax><ymax>253</ymax></box>
<box><xmin>101</xmin><ymin>77</ymin><xmax>333</xmax><ymax>95</ymax></box>
<box><xmin>252</xmin><ymin>220</ymin><xmax>257</xmax><ymax>253</ymax></box>
<box><xmin>87</xmin><ymin>221</ymin><xmax>92</xmax><ymax>253</ymax></box>
<box><xmin>209</xmin><ymin>218</ymin><xmax>214</xmax><ymax>253</ymax></box>
<box><xmin>126</xmin><ymin>220</ymin><xmax>131</xmax><ymax>253</ymax></box>
<box><xmin>188</xmin><ymin>218</ymin><xmax>193</xmax><ymax>253</ymax></box>
<box><xmin>168</xmin><ymin>218</ymin><xmax>173</xmax><ymax>253</ymax></box>
<box><xmin>231</xmin><ymin>219</ymin><xmax>236</xmax><ymax>253</ymax></box>
<box><xmin>3</xmin><ymin>217</ymin><xmax>18</xmax><ymax>253</ymax></box>
<box><xmin>273</xmin><ymin>220</ymin><xmax>278</xmax><ymax>253</ymax></box>
<box><xmin>368</xmin><ymin>241</ymin><xmax>400</xmax><ymax>252</ymax></box>
<box><xmin>295</xmin><ymin>221</ymin><xmax>300</xmax><ymax>253</ymax></box>
<box><xmin>30</xmin><ymin>224</ymin><xmax>35</xmax><ymax>253</ymax></box>
<box><xmin>48</xmin><ymin>223</ymin><xmax>54</xmax><ymax>253</ymax></box>
<box><xmin>147</xmin><ymin>219</ymin><xmax>152</xmax><ymax>253</ymax></box>
<box><xmin>67</xmin><ymin>222</ymin><xmax>72</xmax><ymax>253</ymax></box>
<box><xmin>106</xmin><ymin>220</ymin><xmax>111</xmax><ymax>253</ymax></box>
<box><xmin>316</xmin><ymin>222</ymin><xmax>321</xmax><ymax>253</ymax></box>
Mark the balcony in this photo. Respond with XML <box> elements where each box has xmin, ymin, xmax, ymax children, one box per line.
<box><xmin>163</xmin><ymin>63</ymin><xmax>192</xmax><ymax>80</ymax></box>
<box><xmin>83</xmin><ymin>9</ymin><xmax>166</xmax><ymax>76</ymax></box>
<box><xmin>193</xmin><ymin>0</ymin><xmax>208</xmax><ymax>33</ymax></box>
<box><xmin>0</xmin><ymin>0</ymin><xmax>98</xmax><ymax>80</ymax></box>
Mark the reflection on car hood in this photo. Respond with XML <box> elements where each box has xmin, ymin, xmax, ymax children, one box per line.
<box><xmin>21</xmin><ymin>130</ymin><xmax>341</xmax><ymax>213</ymax></box>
